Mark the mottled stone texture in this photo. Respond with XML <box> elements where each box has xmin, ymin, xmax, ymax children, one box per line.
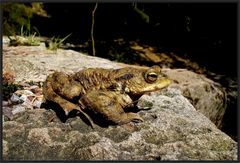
<box><xmin>3</xmin><ymin>88</ymin><xmax>237</xmax><ymax>160</ymax></box>
<box><xmin>164</xmin><ymin>69</ymin><xmax>227</xmax><ymax>128</ymax></box>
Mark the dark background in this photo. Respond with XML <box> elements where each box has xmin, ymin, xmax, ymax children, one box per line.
<box><xmin>32</xmin><ymin>3</ymin><xmax>237</xmax><ymax>78</ymax></box>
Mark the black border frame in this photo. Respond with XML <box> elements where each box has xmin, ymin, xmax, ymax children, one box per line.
<box><xmin>0</xmin><ymin>0</ymin><xmax>239</xmax><ymax>162</ymax></box>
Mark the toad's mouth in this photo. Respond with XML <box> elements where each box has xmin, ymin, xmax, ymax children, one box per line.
<box><xmin>129</xmin><ymin>79</ymin><xmax>172</xmax><ymax>97</ymax></box>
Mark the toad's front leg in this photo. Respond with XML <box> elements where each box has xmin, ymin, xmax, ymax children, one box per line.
<box><xmin>79</xmin><ymin>90</ymin><xmax>143</xmax><ymax>125</ymax></box>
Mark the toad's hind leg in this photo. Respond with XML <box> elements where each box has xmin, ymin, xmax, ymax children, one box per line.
<box><xmin>51</xmin><ymin>72</ymin><xmax>83</xmax><ymax>99</ymax></box>
<box><xmin>80</xmin><ymin>90</ymin><xmax>144</xmax><ymax>125</ymax></box>
<box><xmin>42</xmin><ymin>74</ymin><xmax>80</xmax><ymax>115</ymax></box>
<box><xmin>42</xmin><ymin>75</ymin><xmax>95</xmax><ymax>128</ymax></box>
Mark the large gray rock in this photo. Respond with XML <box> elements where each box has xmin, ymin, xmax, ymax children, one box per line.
<box><xmin>3</xmin><ymin>88</ymin><xmax>237</xmax><ymax>160</ymax></box>
<box><xmin>3</xmin><ymin>42</ymin><xmax>123</xmax><ymax>83</ymax></box>
<box><xmin>163</xmin><ymin>69</ymin><xmax>227</xmax><ymax>128</ymax></box>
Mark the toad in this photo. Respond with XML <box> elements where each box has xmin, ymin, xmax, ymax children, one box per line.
<box><xmin>42</xmin><ymin>66</ymin><xmax>171</xmax><ymax>127</ymax></box>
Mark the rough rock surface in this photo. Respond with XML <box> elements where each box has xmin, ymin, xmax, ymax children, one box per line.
<box><xmin>3</xmin><ymin>88</ymin><xmax>237</xmax><ymax>160</ymax></box>
<box><xmin>3</xmin><ymin>43</ymin><xmax>123</xmax><ymax>83</ymax></box>
<box><xmin>164</xmin><ymin>69</ymin><xmax>227</xmax><ymax>128</ymax></box>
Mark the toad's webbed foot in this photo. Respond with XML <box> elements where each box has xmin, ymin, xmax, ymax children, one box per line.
<box><xmin>123</xmin><ymin>113</ymin><xmax>144</xmax><ymax>123</ymax></box>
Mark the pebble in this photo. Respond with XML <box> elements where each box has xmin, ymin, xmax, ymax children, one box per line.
<box><xmin>32</xmin><ymin>100</ymin><xmax>43</xmax><ymax>108</ymax></box>
<box><xmin>12</xmin><ymin>105</ymin><xmax>26</xmax><ymax>115</ymax></box>
<box><xmin>19</xmin><ymin>94</ymin><xmax>28</xmax><ymax>102</ymax></box>
<box><xmin>10</xmin><ymin>93</ymin><xmax>22</xmax><ymax>104</ymax></box>
<box><xmin>15</xmin><ymin>90</ymin><xmax>34</xmax><ymax>96</ymax></box>
<box><xmin>2</xmin><ymin>101</ymin><xmax>9</xmax><ymax>106</ymax></box>
<box><xmin>2</xmin><ymin>106</ymin><xmax>13</xmax><ymax>119</ymax></box>
<box><xmin>8</xmin><ymin>87</ymin><xmax>44</xmax><ymax>112</ymax></box>
<box><xmin>29</xmin><ymin>85</ymin><xmax>39</xmax><ymax>89</ymax></box>
<box><xmin>21</xmin><ymin>98</ymin><xmax>33</xmax><ymax>109</ymax></box>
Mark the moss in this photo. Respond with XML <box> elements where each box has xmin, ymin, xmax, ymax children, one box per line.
<box><xmin>66</xmin><ymin>131</ymin><xmax>100</xmax><ymax>149</ymax></box>
<box><xmin>103</xmin><ymin>127</ymin><xmax>131</xmax><ymax>143</ymax></box>
<box><xmin>3</xmin><ymin>83</ymin><xmax>22</xmax><ymax>100</ymax></box>
<box><xmin>143</xmin><ymin>133</ymin><xmax>164</xmax><ymax>145</ymax></box>
<box><xmin>138</xmin><ymin>123</ymin><xmax>151</xmax><ymax>130</ymax></box>
<box><xmin>47</xmin><ymin>127</ymin><xmax>66</xmax><ymax>142</ymax></box>
<box><xmin>209</xmin><ymin>137</ymin><xmax>235</xmax><ymax>151</ymax></box>
<box><xmin>80</xmin><ymin>133</ymin><xmax>101</xmax><ymax>147</ymax></box>
<box><xmin>175</xmin><ymin>117</ymin><xmax>188</xmax><ymax>126</ymax></box>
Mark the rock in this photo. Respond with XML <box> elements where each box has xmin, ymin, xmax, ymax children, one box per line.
<box><xmin>3</xmin><ymin>40</ymin><xmax>123</xmax><ymax>83</ymax></box>
<box><xmin>3</xmin><ymin>88</ymin><xmax>237</xmax><ymax>160</ymax></box>
<box><xmin>11</xmin><ymin>89</ymin><xmax>44</xmax><ymax>110</ymax></box>
<box><xmin>19</xmin><ymin>94</ymin><xmax>28</xmax><ymax>103</ymax></box>
<box><xmin>3</xmin><ymin>106</ymin><xmax>13</xmax><ymax>120</ymax></box>
<box><xmin>28</xmin><ymin>85</ymin><xmax>42</xmax><ymax>94</ymax></box>
<box><xmin>163</xmin><ymin>69</ymin><xmax>227</xmax><ymax>128</ymax></box>
<box><xmin>27</xmin><ymin>128</ymin><xmax>53</xmax><ymax>146</ymax></box>
<box><xmin>3</xmin><ymin>140</ymin><xmax>9</xmax><ymax>158</ymax></box>
<box><xmin>2</xmin><ymin>101</ymin><xmax>9</xmax><ymax>106</ymax></box>
<box><xmin>15</xmin><ymin>90</ymin><xmax>35</xmax><ymax>96</ymax></box>
<box><xmin>32</xmin><ymin>100</ymin><xmax>43</xmax><ymax>108</ymax></box>
<box><xmin>21</xmin><ymin>96</ymin><xmax>33</xmax><ymax>109</ymax></box>
<box><xmin>10</xmin><ymin>90</ymin><xmax>34</xmax><ymax>105</ymax></box>
<box><xmin>12</xmin><ymin>105</ymin><xmax>26</xmax><ymax>115</ymax></box>
<box><xmin>10</xmin><ymin>93</ymin><xmax>22</xmax><ymax>104</ymax></box>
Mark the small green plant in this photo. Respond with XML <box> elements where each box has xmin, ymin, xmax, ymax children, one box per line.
<box><xmin>46</xmin><ymin>33</ymin><xmax>72</xmax><ymax>51</ymax></box>
<box><xmin>8</xmin><ymin>22</ymin><xmax>40</xmax><ymax>46</ymax></box>
<box><xmin>3</xmin><ymin>83</ymin><xmax>22</xmax><ymax>100</ymax></box>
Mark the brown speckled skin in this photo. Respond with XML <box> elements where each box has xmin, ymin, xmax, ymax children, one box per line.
<box><xmin>42</xmin><ymin>66</ymin><xmax>171</xmax><ymax>126</ymax></box>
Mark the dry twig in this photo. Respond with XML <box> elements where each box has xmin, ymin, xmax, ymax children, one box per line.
<box><xmin>91</xmin><ymin>2</ymin><xmax>98</xmax><ymax>56</ymax></box>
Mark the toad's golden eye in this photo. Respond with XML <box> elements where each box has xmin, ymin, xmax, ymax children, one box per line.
<box><xmin>145</xmin><ymin>72</ymin><xmax>158</xmax><ymax>83</ymax></box>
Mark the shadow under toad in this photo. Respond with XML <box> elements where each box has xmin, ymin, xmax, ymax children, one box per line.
<box><xmin>41</xmin><ymin>101</ymin><xmax>144</xmax><ymax>128</ymax></box>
